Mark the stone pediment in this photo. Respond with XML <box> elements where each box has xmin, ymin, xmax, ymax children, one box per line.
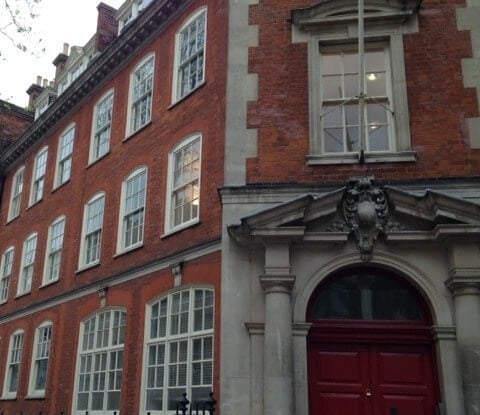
<box><xmin>228</xmin><ymin>177</ymin><xmax>480</xmax><ymax>261</ymax></box>
<box><xmin>291</xmin><ymin>0</ymin><xmax>422</xmax><ymax>31</ymax></box>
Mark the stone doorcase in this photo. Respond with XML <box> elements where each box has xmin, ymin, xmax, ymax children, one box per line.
<box><xmin>221</xmin><ymin>177</ymin><xmax>480</xmax><ymax>415</ymax></box>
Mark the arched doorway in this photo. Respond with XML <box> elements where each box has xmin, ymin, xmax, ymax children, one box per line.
<box><xmin>307</xmin><ymin>267</ymin><xmax>439</xmax><ymax>415</ymax></box>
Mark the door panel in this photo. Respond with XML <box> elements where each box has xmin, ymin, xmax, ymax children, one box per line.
<box><xmin>372</xmin><ymin>345</ymin><xmax>436</xmax><ymax>415</ymax></box>
<box><xmin>308</xmin><ymin>344</ymin><xmax>372</xmax><ymax>415</ymax></box>
<box><xmin>308</xmin><ymin>342</ymin><xmax>437</xmax><ymax>415</ymax></box>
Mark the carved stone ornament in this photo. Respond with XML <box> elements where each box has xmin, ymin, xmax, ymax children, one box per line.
<box><xmin>342</xmin><ymin>176</ymin><xmax>388</xmax><ymax>261</ymax></box>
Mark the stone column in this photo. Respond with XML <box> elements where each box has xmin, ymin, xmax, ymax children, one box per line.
<box><xmin>245</xmin><ymin>323</ymin><xmax>265</xmax><ymax>415</ymax></box>
<box><xmin>447</xmin><ymin>242</ymin><xmax>480</xmax><ymax>415</ymax></box>
<box><xmin>432</xmin><ymin>326</ymin><xmax>465</xmax><ymax>415</ymax></box>
<box><xmin>293</xmin><ymin>323</ymin><xmax>312</xmax><ymax>415</ymax></box>
<box><xmin>446</xmin><ymin>277</ymin><xmax>480</xmax><ymax>415</ymax></box>
<box><xmin>260</xmin><ymin>243</ymin><xmax>295</xmax><ymax>415</ymax></box>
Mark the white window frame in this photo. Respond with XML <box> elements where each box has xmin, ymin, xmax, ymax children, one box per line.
<box><xmin>126</xmin><ymin>54</ymin><xmax>155</xmax><ymax>137</ymax></box>
<box><xmin>28</xmin><ymin>321</ymin><xmax>53</xmax><ymax>397</ymax></box>
<box><xmin>90</xmin><ymin>89</ymin><xmax>114</xmax><ymax>163</ymax></box>
<box><xmin>141</xmin><ymin>287</ymin><xmax>214</xmax><ymax>414</ymax></box>
<box><xmin>55</xmin><ymin>124</ymin><xmax>75</xmax><ymax>187</ymax></box>
<box><xmin>30</xmin><ymin>147</ymin><xmax>48</xmax><ymax>206</ymax></box>
<box><xmin>117</xmin><ymin>167</ymin><xmax>147</xmax><ymax>253</ymax></box>
<box><xmin>317</xmin><ymin>44</ymin><xmax>394</xmax><ymax>154</ymax></box>
<box><xmin>0</xmin><ymin>246</ymin><xmax>14</xmax><ymax>303</ymax></box>
<box><xmin>79</xmin><ymin>193</ymin><xmax>105</xmax><ymax>269</ymax></box>
<box><xmin>43</xmin><ymin>216</ymin><xmax>65</xmax><ymax>285</ymax></box>
<box><xmin>8</xmin><ymin>166</ymin><xmax>25</xmax><ymax>221</ymax></box>
<box><xmin>73</xmin><ymin>308</ymin><xmax>126</xmax><ymax>415</ymax></box>
<box><xmin>172</xmin><ymin>8</ymin><xmax>207</xmax><ymax>103</ymax></box>
<box><xmin>291</xmin><ymin>0</ymin><xmax>418</xmax><ymax>164</ymax></box>
<box><xmin>165</xmin><ymin>134</ymin><xmax>201</xmax><ymax>234</ymax></box>
<box><xmin>17</xmin><ymin>233</ymin><xmax>38</xmax><ymax>296</ymax></box>
<box><xmin>2</xmin><ymin>329</ymin><xmax>25</xmax><ymax>399</ymax></box>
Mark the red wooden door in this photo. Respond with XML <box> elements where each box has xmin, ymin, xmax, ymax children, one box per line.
<box><xmin>308</xmin><ymin>342</ymin><xmax>437</xmax><ymax>415</ymax></box>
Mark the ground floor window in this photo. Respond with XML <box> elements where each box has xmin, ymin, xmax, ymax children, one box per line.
<box><xmin>75</xmin><ymin>308</ymin><xmax>126</xmax><ymax>414</ymax></box>
<box><xmin>144</xmin><ymin>288</ymin><xmax>214</xmax><ymax>414</ymax></box>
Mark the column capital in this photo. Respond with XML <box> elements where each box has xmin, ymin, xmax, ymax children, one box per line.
<box><xmin>245</xmin><ymin>322</ymin><xmax>264</xmax><ymax>336</ymax></box>
<box><xmin>260</xmin><ymin>274</ymin><xmax>295</xmax><ymax>293</ymax></box>
<box><xmin>446</xmin><ymin>275</ymin><xmax>480</xmax><ymax>296</ymax></box>
<box><xmin>292</xmin><ymin>322</ymin><xmax>313</xmax><ymax>337</ymax></box>
<box><xmin>431</xmin><ymin>325</ymin><xmax>457</xmax><ymax>341</ymax></box>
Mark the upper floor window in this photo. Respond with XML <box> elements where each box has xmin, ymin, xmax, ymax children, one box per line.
<box><xmin>8</xmin><ymin>166</ymin><xmax>25</xmax><ymax>221</ymax></box>
<box><xmin>18</xmin><ymin>233</ymin><xmax>38</xmax><ymax>295</ymax></box>
<box><xmin>3</xmin><ymin>330</ymin><xmax>24</xmax><ymax>399</ymax></box>
<box><xmin>0</xmin><ymin>247</ymin><xmax>14</xmax><ymax>303</ymax></box>
<box><xmin>30</xmin><ymin>147</ymin><xmax>48</xmax><ymax>205</ymax></box>
<box><xmin>320</xmin><ymin>46</ymin><xmax>392</xmax><ymax>154</ymax></box>
<box><xmin>29</xmin><ymin>322</ymin><xmax>53</xmax><ymax>397</ymax></box>
<box><xmin>291</xmin><ymin>0</ymin><xmax>418</xmax><ymax>164</ymax></box>
<box><xmin>118</xmin><ymin>167</ymin><xmax>147</xmax><ymax>252</ymax></box>
<box><xmin>43</xmin><ymin>216</ymin><xmax>65</xmax><ymax>285</ymax></box>
<box><xmin>55</xmin><ymin>124</ymin><xmax>75</xmax><ymax>187</ymax></box>
<box><xmin>90</xmin><ymin>90</ymin><xmax>114</xmax><ymax>163</ymax></box>
<box><xmin>128</xmin><ymin>55</ymin><xmax>154</xmax><ymax>136</ymax></box>
<box><xmin>80</xmin><ymin>193</ymin><xmax>105</xmax><ymax>268</ymax></box>
<box><xmin>166</xmin><ymin>135</ymin><xmax>201</xmax><ymax>233</ymax></box>
<box><xmin>143</xmin><ymin>288</ymin><xmax>214</xmax><ymax>414</ymax></box>
<box><xmin>75</xmin><ymin>309</ymin><xmax>126</xmax><ymax>414</ymax></box>
<box><xmin>174</xmin><ymin>8</ymin><xmax>207</xmax><ymax>101</ymax></box>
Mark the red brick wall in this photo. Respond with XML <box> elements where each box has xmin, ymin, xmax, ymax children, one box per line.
<box><xmin>0</xmin><ymin>251</ymin><xmax>221</xmax><ymax>414</ymax></box>
<box><xmin>0</xmin><ymin>103</ymin><xmax>33</xmax><ymax>150</ymax></box>
<box><xmin>0</xmin><ymin>1</ymin><xmax>226</xmax><ymax>411</ymax></box>
<box><xmin>246</xmin><ymin>0</ymin><xmax>480</xmax><ymax>184</ymax></box>
<box><xmin>0</xmin><ymin>0</ymin><xmax>227</xmax><ymax>317</ymax></box>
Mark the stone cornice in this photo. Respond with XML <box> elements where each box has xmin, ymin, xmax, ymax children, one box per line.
<box><xmin>0</xmin><ymin>0</ymin><xmax>194</xmax><ymax>171</ymax></box>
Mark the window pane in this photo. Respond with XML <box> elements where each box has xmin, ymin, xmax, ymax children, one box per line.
<box><xmin>322</xmin><ymin>75</ymin><xmax>342</xmax><ymax>99</ymax></box>
<box><xmin>324</xmin><ymin>128</ymin><xmax>344</xmax><ymax>153</ymax></box>
<box><xmin>367</xmin><ymin>103</ymin><xmax>389</xmax><ymax>151</ymax></box>
<box><xmin>323</xmin><ymin>106</ymin><xmax>343</xmax><ymax>128</ymax></box>
<box><xmin>344</xmin><ymin>74</ymin><xmax>358</xmax><ymax>98</ymax></box>
<box><xmin>76</xmin><ymin>310</ymin><xmax>125</xmax><ymax>412</ymax></box>
<box><xmin>310</xmin><ymin>272</ymin><xmax>424</xmax><ymax>320</ymax></box>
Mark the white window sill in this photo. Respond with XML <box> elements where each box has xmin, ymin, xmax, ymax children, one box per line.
<box><xmin>27</xmin><ymin>198</ymin><xmax>43</xmax><ymax>209</ymax></box>
<box><xmin>76</xmin><ymin>261</ymin><xmax>101</xmax><ymax>274</ymax></box>
<box><xmin>162</xmin><ymin>218</ymin><xmax>200</xmax><ymax>238</ymax></box>
<box><xmin>15</xmin><ymin>290</ymin><xmax>31</xmax><ymax>299</ymax></box>
<box><xmin>87</xmin><ymin>151</ymin><xmax>110</xmax><ymax>168</ymax></box>
<box><xmin>307</xmin><ymin>151</ymin><xmax>416</xmax><ymax>165</ymax></box>
<box><xmin>0</xmin><ymin>395</ymin><xmax>17</xmax><ymax>401</ymax></box>
<box><xmin>51</xmin><ymin>179</ymin><xmax>71</xmax><ymax>194</ymax></box>
<box><xmin>169</xmin><ymin>80</ymin><xmax>206</xmax><ymax>110</ymax></box>
<box><xmin>25</xmin><ymin>393</ymin><xmax>46</xmax><ymax>400</ymax></box>
<box><xmin>40</xmin><ymin>278</ymin><xmax>59</xmax><ymax>289</ymax></box>
<box><xmin>6</xmin><ymin>215</ymin><xmax>20</xmax><ymax>225</ymax></box>
<box><xmin>124</xmin><ymin>120</ymin><xmax>152</xmax><ymax>142</ymax></box>
<box><xmin>114</xmin><ymin>242</ymin><xmax>144</xmax><ymax>258</ymax></box>
<box><xmin>0</xmin><ymin>299</ymin><xmax>7</xmax><ymax>305</ymax></box>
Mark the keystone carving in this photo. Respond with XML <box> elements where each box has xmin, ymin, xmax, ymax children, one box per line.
<box><xmin>342</xmin><ymin>176</ymin><xmax>388</xmax><ymax>261</ymax></box>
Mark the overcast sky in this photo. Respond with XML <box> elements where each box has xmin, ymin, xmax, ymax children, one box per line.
<box><xmin>1</xmin><ymin>0</ymin><xmax>125</xmax><ymax>107</ymax></box>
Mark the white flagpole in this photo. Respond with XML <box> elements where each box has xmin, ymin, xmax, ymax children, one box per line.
<box><xmin>358</xmin><ymin>0</ymin><xmax>366</xmax><ymax>162</ymax></box>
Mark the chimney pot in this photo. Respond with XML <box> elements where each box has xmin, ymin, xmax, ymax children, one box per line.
<box><xmin>63</xmin><ymin>42</ymin><xmax>69</xmax><ymax>54</ymax></box>
<box><xmin>36</xmin><ymin>75</ymin><xmax>42</xmax><ymax>85</ymax></box>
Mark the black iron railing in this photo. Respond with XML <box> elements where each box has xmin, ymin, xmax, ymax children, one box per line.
<box><xmin>0</xmin><ymin>392</ymin><xmax>217</xmax><ymax>415</ymax></box>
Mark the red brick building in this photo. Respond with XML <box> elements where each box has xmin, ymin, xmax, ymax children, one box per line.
<box><xmin>0</xmin><ymin>0</ymin><xmax>480</xmax><ymax>414</ymax></box>
<box><xmin>0</xmin><ymin>1</ymin><xmax>225</xmax><ymax>414</ymax></box>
